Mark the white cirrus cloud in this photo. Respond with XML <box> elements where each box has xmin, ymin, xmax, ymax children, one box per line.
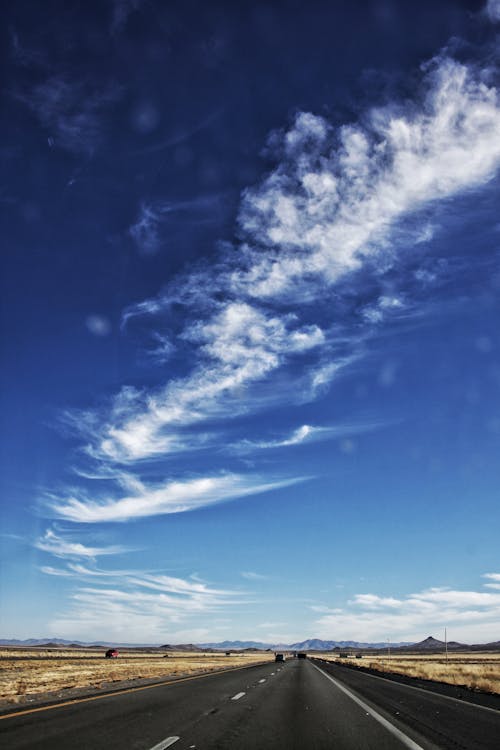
<box><xmin>111</xmin><ymin>53</ymin><xmax>500</xmax><ymax>463</ymax></box>
<box><xmin>43</xmin><ymin>564</ymin><xmax>246</xmax><ymax>642</ymax></box>
<box><xmin>234</xmin><ymin>59</ymin><xmax>500</xmax><ymax>301</ymax></box>
<box><xmin>234</xmin><ymin>420</ymin><xmax>388</xmax><ymax>452</ymax></box>
<box><xmin>91</xmin><ymin>302</ymin><xmax>325</xmax><ymax>463</ymax></box>
<box><xmin>48</xmin><ymin>473</ymin><xmax>308</xmax><ymax>523</ymax></box>
<box><xmin>54</xmin><ymin>46</ymin><xmax>500</xmax><ymax>523</ymax></box>
<box><xmin>35</xmin><ymin>528</ymin><xmax>131</xmax><ymax>558</ymax></box>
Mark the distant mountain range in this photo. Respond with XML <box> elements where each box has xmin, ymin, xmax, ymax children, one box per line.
<box><xmin>0</xmin><ymin>637</ymin><xmax>411</xmax><ymax>649</ymax></box>
<box><xmin>1</xmin><ymin>635</ymin><xmax>499</xmax><ymax>650</ymax></box>
<box><xmin>0</xmin><ymin>638</ymin><xmax>159</xmax><ymax>648</ymax></box>
<box><xmin>198</xmin><ymin>638</ymin><xmax>414</xmax><ymax>650</ymax></box>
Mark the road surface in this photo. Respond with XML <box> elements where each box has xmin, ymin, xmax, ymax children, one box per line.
<box><xmin>1</xmin><ymin>657</ymin><xmax>499</xmax><ymax>749</ymax></box>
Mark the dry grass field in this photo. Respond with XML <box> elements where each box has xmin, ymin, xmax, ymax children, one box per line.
<box><xmin>322</xmin><ymin>652</ymin><xmax>500</xmax><ymax>694</ymax></box>
<box><xmin>0</xmin><ymin>648</ymin><xmax>274</xmax><ymax>704</ymax></box>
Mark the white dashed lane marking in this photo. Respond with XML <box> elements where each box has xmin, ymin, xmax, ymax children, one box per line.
<box><xmin>258</xmin><ymin>679</ymin><xmax>266</xmax><ymax>683</ymax></box>
<box><xmin>231</xmin><ymin>692</ymin><xmax>246</xmax><ymax>701</ymax></box>
<box><xmin>149</xmin><ymin>736</ymin><xmax>180</xmax><ymax>750</ymax></box>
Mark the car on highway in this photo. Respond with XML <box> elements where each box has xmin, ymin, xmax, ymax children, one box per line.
<box><xmin>275</xmin><ymin>653</ymin><xmax>285</xmax><ymax>662</ymax></box>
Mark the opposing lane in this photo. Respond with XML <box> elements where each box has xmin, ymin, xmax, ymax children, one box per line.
<box><xmin>0</xmin><ymin>661</ymin><xmax>277</xmax><ymax>750</ymax></box>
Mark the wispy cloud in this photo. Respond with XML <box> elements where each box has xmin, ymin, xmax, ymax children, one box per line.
<box><xmin>235</xmin><ymin>60</ymin><xmax>500</xmax><ymax>302</ymax></box>
<box><xmin>113</xmin><ymin>54</ymin><xmax>500</xmax><ymax>460</ymax></box>
<box><xmin>87</xmin><ymin>302</ymin><xmax>325</xmax><ymax>463</ymax></box>
<box><xmin>128</xmin><ymin>195</ymin><xmax>226</xmax><ymax>255</ymax></box>
<box><xmin>234</xmin><ymin>421</ymin><xmax>387</xmax><ymax>452</ymax></box>
<box><xmin>129</xmin><ymin>203</ymin><xmax>162</xmax><ymax>255</ymax></box>
<box><xmin>313</xmin><ymin>576</ymin><xmax>500</xmax><ymax>643</ymax></box>
<box><xmin>241</xmin><ymin>571</ymin><xmax>269</xmax><ymax>581</ymax></box>
<box><xmin>53</xmin><ymin>43</ymin><xmax>500</xmax><ymax>524</ymax></box>
<box><xmin>486</xmin><ymin>0</ymin><xmax>500</xmax><ymax>22</ymax></box>
<box><xmin>483</xmin><ymin>572</ymin><xmax>500</xmax><ymax>589</ymax></box>
<box><xmin>16</xmin><ymin>74</ymin><xmax>120</xmax><ymax>155</ymax></box>
<box><xmin>48</xmin><ymin>473</ymin><xmax>307</xmax><ymax>523</ymax></box>
<box><xmin>35</xmin><ymin>528</ymin><xmax>131</xmax><ymax>558</ymax></box>
<box><xmin>41</xmin><ymin>562</ymin><xmax>245</xmax><ymax>642</ymax></box>
<box><xmin>10</xmin><ymin>23</ymin><xmax>121</xmax><ymax>157</ymax></box>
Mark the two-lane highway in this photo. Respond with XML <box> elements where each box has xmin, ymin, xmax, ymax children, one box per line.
<box><xmin>1</xmin><ymin>657</ymin><xmax>499</xmax><ymax>749</ymax></box>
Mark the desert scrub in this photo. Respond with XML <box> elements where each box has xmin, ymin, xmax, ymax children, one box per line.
<box><xmin>329</xmin><ymin>654</ymin><xmax>500</xmax><ymax>695</ymax></box>
<box><xmin>0</xmin><ymin>650</ymin><xmax>273</xmax><ymax>702</ymax></box>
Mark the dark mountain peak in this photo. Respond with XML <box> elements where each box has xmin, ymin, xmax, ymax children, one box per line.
<box><xmin>416</xmin><ymin>636</ymin><xmax>445</xmax><ymax>648</ymax></box>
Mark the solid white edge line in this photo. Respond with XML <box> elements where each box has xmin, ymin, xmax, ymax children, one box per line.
<box><xmin>231</xmin><ymin>691</ymin><xmax>246</xmax><ymax>700</ymax></box>
<box><xmin>311</xmin><ymin>662</ymin><xmax>425</xmax><ymax>750</ymax></box>
<box><xmin>316</xmin><ymin>660</ymin><xmax>500</xmax><ymax>715</ymax></box>
<box><xmin>149</xmin><ymin>736</ymin><xmax>180</xmax><ymax>750</ymax></box>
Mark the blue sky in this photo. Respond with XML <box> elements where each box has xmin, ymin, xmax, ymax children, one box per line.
<box><xmin>1</xmin><ymin>0</ymin><xmax>500</xmax><ymax>645</ymax></box>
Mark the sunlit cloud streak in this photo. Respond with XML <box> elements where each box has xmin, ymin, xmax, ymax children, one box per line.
<box><xmin>234</xmin><ymin>421</ymin><xmax>388</xmax><ymax>452</ymax></box>
<box><xmin>48</xmin><ymin>473</ymin><xmax>308</xmax><ymax>523</ymax></box>
<box><xmin>87</xmin><ymin>303</ymin><xmax>326</xmax><ymax>463</ymax></box>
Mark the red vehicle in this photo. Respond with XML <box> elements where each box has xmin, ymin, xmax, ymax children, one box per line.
<box><xmin>105</xmin><ymin>649</ymin><xmax>119</xmax><ymax>658</ymax></box>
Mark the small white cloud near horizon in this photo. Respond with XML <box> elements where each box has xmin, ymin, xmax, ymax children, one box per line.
<box><xmin>313</xmin><ymin>576</ymin><xmax>500</xmax><ymax>643</ymax></box>
<box><xmin>483</xmin><ymin>572</ymin><xmax>500</xmax><ymax>589</ymax></box>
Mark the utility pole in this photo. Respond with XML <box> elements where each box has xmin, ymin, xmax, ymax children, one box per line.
<box><xmin>445</xmin><ymin>627</ymin><xmax>448</xmax><ymax>663</ymax></box>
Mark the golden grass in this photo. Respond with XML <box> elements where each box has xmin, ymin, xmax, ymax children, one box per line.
<box><xmin>0</xmin><ymin>649</ymin><xmax>274</xmax><ymax>703</ymax></box>
<box><xmin>322</xmin><ymin>652</ymin><xmax>500</xmax><ymax>695</ymax></box>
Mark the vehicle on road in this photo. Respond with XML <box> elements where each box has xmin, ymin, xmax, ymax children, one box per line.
<box><xmin>275</xmin><ymin>653</ymin><xmax>285</xmax><ymax>662</ymax></box>
<box><xmin>105</xmin><ymin>649</ymin><xmax>119</xmax><ymax>658</ymax></box>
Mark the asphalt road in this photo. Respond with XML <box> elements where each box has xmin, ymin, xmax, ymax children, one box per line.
<box><xmin>1</xmin><ymin>657</ymin><xmax>499</xmax><ymax>749</ymax></box>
